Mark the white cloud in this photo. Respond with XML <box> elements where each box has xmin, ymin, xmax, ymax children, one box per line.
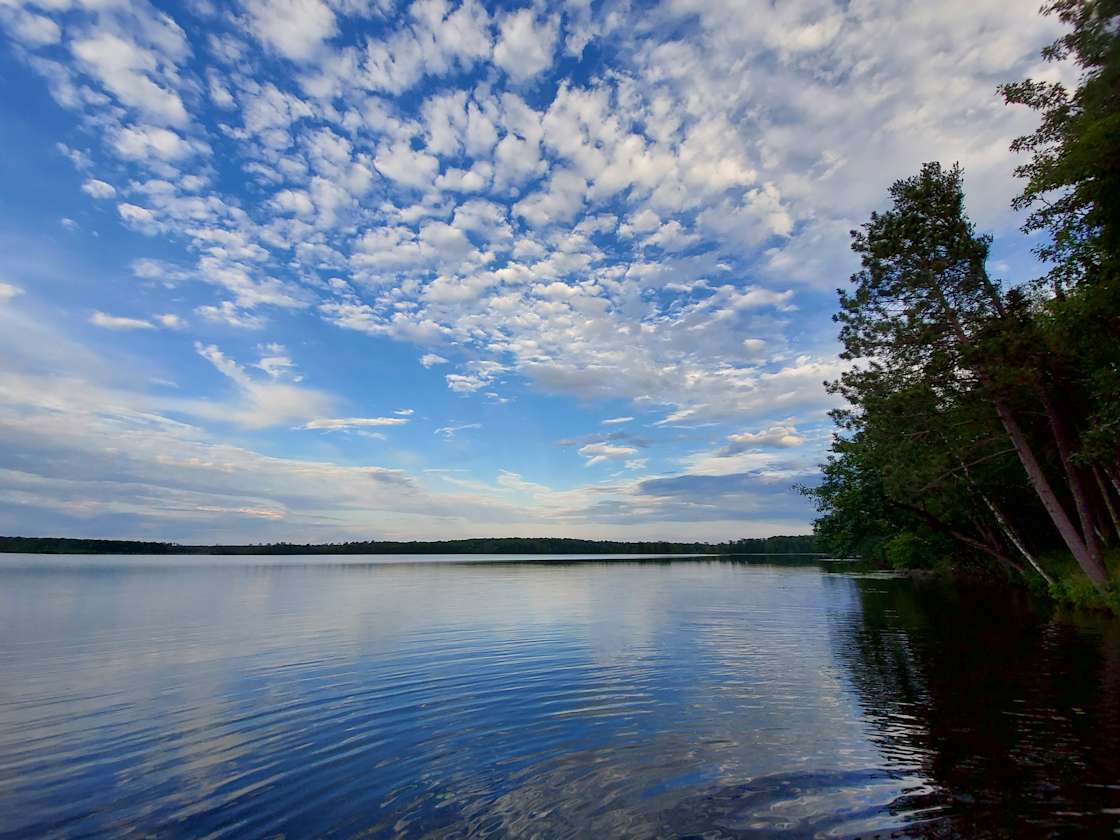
<box><xmin>579</xmin><ymin>441</ymin><xmax>638</xmax><ymax>467</ymax></box>
<box><xmin>0</xmin><ymin>0</ymin><xmax>1060</xmax><ymax>539</ymax></box>
<box><xmin>0</xmin><ymin>282</ymin><xmax>25</xmax><ymax>302</ymax></box>
<box><xmin>271</xmin><ymin>188</ymin><xmax>315</xmax><ymax>216</ymax></box>
<box><xmin>90</xmin><ymin>311</ymin><xmax>156</xmax><ymax>330</ymax></box>
<box><xmin>722</xmin><ymin>424</ymin><xmax>807</xmax><ymax>453</ymax></box>
<box><xmin>435</xmin><ymin>422</ymin><xmax>481</xmax><ymax>438</ymax></box>
<box><xmin>514</xmin><ymin>169</ymin><xmax>587</xmax><ymax>227</ymax></box>
<box><xmin>112</xmin><ymin>125</ymin><xmax>204</xmax><ymax>162</ymax></box>
<box><xmin>444</xmin><ymin>360</ymin><xmax>504</xmax><ymax>394</ymax></box>
<box><xmin>446</xmin><ymin>373</ymin><xmax>486</xmax><ymax>393</ymax></box>
<box><xmin>601</xmin><ymin>416</ymin><xmax>634</xmax><ymax>426</ymax></box>
<box><xmin>193</xmin><ymin>342</ymin><xmax>334</xmax><ymax>428</ymax></box>
<box><xmin>71</xmin><ymin>32</ymin><xmax>189</xmax><ymax>127</ymax></box>
<box><xmin>344</xmin><ymin>0</ymin><xmax>493</xmax><ymax>96</ymax></box>
<box><xmin>374</xmin><ymin>140</ymin><xmax>440</xmax><ymax>189</ymax></box>
<box><xmin>645</xmin><ymin>220</ymin><xmax>700</xmax><ymax>252</ymax></box>
<box><xmin>254</xmin><ymin>344</ymin><xmax>297</xmax><ymax>379</ymax></box>
<box><xmin>5</xmin><ymin>10</ymin><xmax>61</xmax><ymax>47</ymax></box>
<box><xmin>493</xmin><ymin>8</ymin><xmax>558</xmax><ymax>83</ymax></box>
<box><xmin>244</xmin><ymin>0</ymin><xmax>337</xmax><ymax>61</ymax></box>
<box><xmin>302</xmin><ymin>417</ymin><xmax>409</xmax><ymax>430</ymax></box>
<box><xmin>155</xmin><ymin>313</ymin><xmax>187</xmax><ymax>329</ymax></box>
<box><xmin>81</xmin><ymin>179</ymin><xmax>116</xmax><ymax>199</ymax></box>
<box><xmin>117</xmin><ymin>203</ymin><xmax>160</xmax><ymax>234</ymax></box>
<box><xmin>197</xmin><ymin>302</ymin><xmax>266</xmax><ymax>329</ymax></box>
<box><xmin>208</xmin><ymin>71</ymin><xmax>236</xmax><ymax>109</ymax></box>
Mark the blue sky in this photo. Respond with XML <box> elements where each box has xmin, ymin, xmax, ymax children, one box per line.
<box><xmin>0</xmin><ymin>0</ymin><xmax>1059</xmax><ymax>542</ymax></box>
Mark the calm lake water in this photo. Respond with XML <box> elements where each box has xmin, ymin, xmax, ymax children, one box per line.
<box><xmin>1</xmin><ymin>554</ymin><xmax>1118</xmax><ymax>838</ymax></box>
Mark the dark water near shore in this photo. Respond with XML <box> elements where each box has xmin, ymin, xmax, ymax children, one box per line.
<box><xmin>1</xmin><ymin>554</ymin><xmax>1117</xmax><ymax>838</ymax></box>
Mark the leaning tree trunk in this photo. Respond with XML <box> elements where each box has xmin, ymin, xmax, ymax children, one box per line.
<box><xmin>892</xmin><ymin>500</ymin><xmax>1024</xmax><ymax>576</ymax></box>
<box><xmin>1041</xmin><ymin>392</ymin><xmax>1107</xmax><ymax>561</ymax></box>
<box><xmin>950</xmin><ymin>444</ymin><xmax>1055</xmax><ymax>585</ymax></box>
<box><xmin>977</xmin><ymin>487</ymin><xmax>1054</xmax><ymax>586</ymax></box>
<box><xmin>932</xmin><ymin>287</ymin><xmax>1110</xmax><ymax>591</ymax></box>
<box><xmin>1095</xmin><ymin>466</ymin><xmax>1120</xmax><ymax>541</ymax></box>
<box><xmin>992</xmin><ymin>396</ymin><xmax>1110</xmax><ymax>591</ymax></box>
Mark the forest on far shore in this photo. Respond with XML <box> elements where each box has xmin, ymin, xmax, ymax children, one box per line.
<box><xmin>0</xmin><ymin>534</ymin><xmax>819</xmax><ymax>556</ymax></box>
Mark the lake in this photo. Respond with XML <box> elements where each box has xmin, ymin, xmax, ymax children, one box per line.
<box><xmin>1</xmin><ymin>554</ymin><xmax>1117</xmax><ymax>838</ymax></box>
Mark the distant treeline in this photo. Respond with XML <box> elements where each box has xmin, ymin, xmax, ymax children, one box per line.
<box><xmin>0</xmin><ymin>535</ymin><xmax>818</xmax><ymax>556</ymax></box>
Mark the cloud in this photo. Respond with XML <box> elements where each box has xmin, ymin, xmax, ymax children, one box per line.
<box><xmin>302</xmin><ymin>417</ymin><xmax>410</xmax><ymax>430</ymax></box>
<box><xmin>0</xmin><ymin>282</ymin><xmax>24</xmax><ymax>302</ymax></box>
<box><xmin>493</xmin><ymin>8</ymin><xmax>558</xmax><ymax>83</ymax></box>
<box><xmin>435</xmin><ymin>422</ymin><xmax>481</xmax><ymax>439</ymax></box>
<box><xmin>721</xmin><ymin>424</ymin><xmax>807</xmax><ymax>454</ymax></box>
<box><xmin>514</xmin><ymin>169</ymin><xmax>587</xmax><ymax>227</ymax></box>
<box><xmin>0</xmin><ymin>0</ymin><xmax>1060</xmax><ymax>539</ymax></box>
<box><xmin>155</xmin><ymin>313</ymin><xmax>187</xmax><ymax>329</ymax></box>
<box><xmin>192</xmin><ymin>342</ymin><xmax>334</xmax><ymax>428</ymax></box>
<box><xmin>90</xmin><ymin>311</ymin><xmax>156</xmax><ymax>330</ymax></box>
<box><xmin>112</xmin><ymin>125</ymin><xmax>203</xmax><ymax>162</ymax></box>
<box><xmin>81</xmin><ymin>179</ymin><xmax>117</xmax><ymax>199</ymax></box>
<box><xmin>117</xmin><ymin>203</ymin><xmax>163</xmax><ymax>235</ymax></box>
<box><xmin>579</xmin><ymin>442</ymin><xmax>639</xmax><ymax>467</ymax></box>
<box><xmin>254</xmin><ymin>344</ymin><xmax>297</xmax><ymax>379</ymax></box>
<box><xmin>374</xmin><ymin>141</ymin><xmax>440</xmax><ymax>190</ymax></box>
<box><xmin>244</xmin><ymin>0</ymin><xmax>337</xmax><ymax>61</ymax></box>
<box><xmin>445</xmin><ymin>361</ymin><xmax>504</xmax><ymax>394</ymax></box>
<box><xmin>196</xmin><ymin>302</ymin><xmax>267</xmax><ymax>329</ymax></box>
<box><xmin>271</xmin><ymin>188</ymin><xmax>314</xmax><ymax>216</ymax></box>
<box><xmin>70</xmin><ymin>31</ymin><xmax>189</xmax><ymax>127</ymax></box>
<box><xmin>3</xmin><ymin>9</ymin><xmax>61</xmax><ymax>46</ymax></box>
<box><xmin>601</xmin><ymin>416</ymin><xmax>634</xmax><ymax>426</ymax></box>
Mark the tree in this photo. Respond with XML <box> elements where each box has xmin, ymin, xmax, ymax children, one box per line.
<box><xmin>1000</xmin><ymin>0</ymin><xmax>1120</xmax><ymax>291</ymax></box>
<box><xmin>809</xmin><ymin>1</ymin><xmax>1120</xmax><ymax>605</ymax></box>
<box><xmin>832</xmin><ymin>163</ymin><xmax>1110</xmax><ymax>590</ymax></box>
<box><xmin>1000</xmin><ymin>0</ymin><xmax>1120</xmax><ymax>534</ymax></box>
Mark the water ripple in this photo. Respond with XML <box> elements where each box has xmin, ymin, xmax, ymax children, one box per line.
<box><xmin>1</xmin><ymin>556</ymin><xmax>1118</xmax><ymax>838</ymax></box>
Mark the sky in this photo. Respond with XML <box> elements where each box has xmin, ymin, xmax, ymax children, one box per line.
<box><xmin>0</xmin><ymin>0</ymin><xmax>1063</xmax><ymax>543</ymax></box>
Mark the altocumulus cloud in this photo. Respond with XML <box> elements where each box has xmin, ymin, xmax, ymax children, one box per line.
<box><xmin>0</xmin><ymin>0</ymin><xmax>1057</xmax><ymax>540</ymax></box>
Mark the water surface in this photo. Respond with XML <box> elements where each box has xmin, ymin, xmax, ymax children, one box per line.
<box><xmin>1</xmin><ymin>554</ymin><xmax>1117</xmax><ymax>838</ymax></box>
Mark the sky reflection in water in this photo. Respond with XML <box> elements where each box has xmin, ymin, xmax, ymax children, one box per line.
<box><xmin>0</xmin><ymin>556</ymin><xmax>1117</xmax><ymax>838</ymax></box>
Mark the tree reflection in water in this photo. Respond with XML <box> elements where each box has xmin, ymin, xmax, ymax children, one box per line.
<box><xmin>831</xmin><ymin>574</ymin><xmax>1120</xmax><ymax>837</ymax></box>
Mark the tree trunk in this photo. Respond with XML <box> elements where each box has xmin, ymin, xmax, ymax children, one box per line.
<box><xmin>979</xmin><ymin>489</ymin><xmax>1054</xmax><ymax>586</ymax></box>
<box><xmin>974</xmin><ymin>517</ymin><xmax>1028</xmax><ymax>578</ymax></box>
<box><xmin>929</xmin><ymin>274</ymin><xmax>1108</xmax><ymax>591</ymax></box>
<box><xmin>1040</xmin><ymin>392</ymin><xmax>1107</xmax><ymax>568</ymax></box>
<box><xmin>951</xmin><ymin>447</ymin><xmax>1054</xmax><ymax>585</ymax></box>
<box><xmin>1095</xmin><ymin>466</ymin><xmax>1120</xmax><ymax>542</ymax></box>
<box><xmin>1106</xmin><ymin>464</ymin><xmax>1120</xmax><ymax>509</ymax></box>
<box><xmin>892</xmin><ymin>500</ymin><xmax>1023</xmax><ymax>574</ymax></box>
<box><xmin>991</xmin><ymin>396</ymin><xmax>1110</xmax><ymax>591</ymax></box>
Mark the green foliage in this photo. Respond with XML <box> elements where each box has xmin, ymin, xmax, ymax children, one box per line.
<box><xmin>883</xmin><ymin>532</ymin><xmax>952</xmax><ymax>571</ymax></box>
<box><xmin>807</xmin><ymin>1</ymin><xmax>1120</xmax><ymax>609</ymax></box>
<box><xmin>802</xmin><ymin>434</ymin><xmax>894</xmax><ymax>562</ymax></box>
<box><xmin>1000</xmin><ymin>0</ymin><xmax>1120</xmax><ymax>476</ymax></box>
<box><xmin>808</xmin><ymin>162</ymin><xmax>1039</xmax><ymax>578</ymax></box>
<box><xmin>1000</xmin><ymin>0</ymin><xmax>1120</xmax><ymax>289</ymax></box>
<box><xmin>1046</xmin><ymin>549</ymin><xmax>1120</xmax><ymax>613</ymax></box>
